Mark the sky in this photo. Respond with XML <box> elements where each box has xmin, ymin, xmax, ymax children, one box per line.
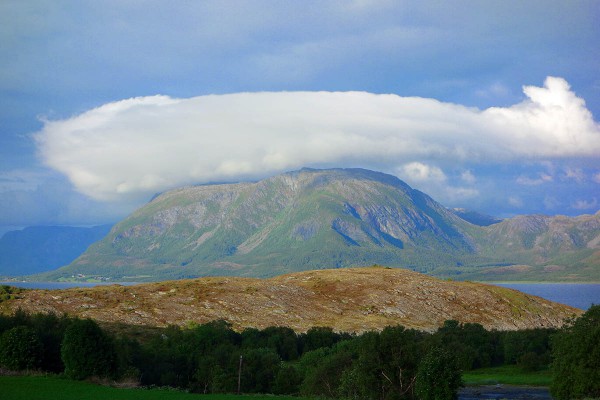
<box><xmin>1</xmin><ymin>1</ymin><xmax>599</xmax><ymax>234</ymax></box>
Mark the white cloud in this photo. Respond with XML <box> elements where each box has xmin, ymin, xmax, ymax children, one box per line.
<box><xmin>399</xmin><ymin>162</ymin><xmax>446</xmax><ymax>182</ymax></box>
<box><xmin>508</xmin><ymin>196</ymin><xmax>524</xmax><ymax>208</ymax></box>
<box><xmin>395</xmin><ymin>163</ymin><xmax>479</xmax><ymax>204</ymax></box>
<box><xmin>444</xmin><ymin>186</ymin><xmax>479</xmax><ymax>201</ymax></box>
<box><xmin>571</xmin><ymin>198</ymin><xmax>598</xmax><ymax>210</ymax></box>
<box><xmin>543</xmin><ymin>196</ymin><xmax>560</xmax><ymax>210</ymax></box>
<box><xmin>483</xmin><ymin>77</ymin><xmax>599</xmax><ymax>157</ymax></box>
<box><xmin>460</xmin><ymin>170</ymin><xmax>476</xmax><ymax>184</ymax></box>
<box><xmin>593</xmin><ymin>172</ymin><xmax>600</xmax><ymax>184</ymax></box>
<box><xmin>516</xmin><ymin>173</ymin><xmax>553</xmax><ymax>186</ymax></box>
<box><xmin>35</xmin><ymin>77</ymin><xmax>600</xmax><ymax>203</ymax></box>
<box><xmin>563</xmin><ymin>167</ymin><xmax>585</xmax><ymax>183</ymax></box>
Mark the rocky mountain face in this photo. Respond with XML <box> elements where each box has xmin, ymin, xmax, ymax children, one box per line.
<box><xmin>0</xmin><ymin>225</ymin><xmax>112</xmax><ymax>276</ymax></box>
<box><xmin>2</xmin><ymin>267</ymin><xmax>581</xmax><ymax>333</ymax></box>
<box><xmin>37</xmin><ymin>168</ymin><xmax>599</xmax><ymax>282</ymax></box>
<box><xmin>464</xmin><ymin>213</ymin><xmax>600</xmax><ymax>281</ymax></box>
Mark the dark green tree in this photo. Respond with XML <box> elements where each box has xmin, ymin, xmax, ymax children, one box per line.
<box><xmin>60</xmin><ymin>318</ymin><xmax>117</xmax><ymax>380</ymax></box>
<box><xmin>349</xmin><ymin>327</ymin><xmax>426</xmax><ymax>400</ymax></box>
<box><xmin>263</xmin><ymin>326</ymin><xmax>299</xmax><ymax>360</ymax></box>
<box><xmin>551</xmin><ymin>305</ymin><xmax>600</xmax><ymax>400</ymax></box>
<box><xmin>273</xmin><ymin>364</ymin><xmax>302</xmax><ymax>394</ymax></box>
<box><xmin>434</xmin><ymin>320</ymin><xmax>495</xmax><ymax>370</ymax></box>
<box><xmin>502</xmin><ymin>328</ymin><xmax>555</xmax><ymax>368</ymax></box>
<box><xmin>240</xmin><ymin>347</ymin><xmax>281</xmax><ymax>393</ymax></box>
<box><xmin>241</xmin><ymin>327</ymin><xmax>266</xmax><ymax>349</ymax></box>
<box><xmin>300</xmin><ymin>342</ymin><xmax>355</xmax><ymax>398</ymax></box>
<box><xmin>30</xmin><ymin>312</ymin><xmax>70</xmax><ymax>372</ymax></box>
<box><xmin>415</xmin><ymin>347</ymin><xmax>463</xmax><ymax>400</ymax></box>
<box><xmin>113</xmin><ymin>335</ymin><xmax>143</xmax><ymax>381</ymax></box>
<box><xmin>301</xmin><ymin>326</ymin><xmax>340</xmax><ymax>353</ymax></box>
<box><xmin>0</xmin><ymin>325</ymin><xmax>43</xmax><ymax>370</ymax></box>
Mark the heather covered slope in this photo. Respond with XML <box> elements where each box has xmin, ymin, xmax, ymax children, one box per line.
<box><xmin>1</xmin><ymin>267</ymin><xmax>581</xmax><ymax>332</ymax></box>
<box><xmin>36</xmin><ymin>168</ymin><xmax>599</xmax><ymax>282</ymax></box>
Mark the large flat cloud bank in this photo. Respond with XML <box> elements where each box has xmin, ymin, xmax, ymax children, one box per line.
<box><xmin>35</xmin><ymin>77</ymin><xmax>600</xmax><ymax>202</ymax></box>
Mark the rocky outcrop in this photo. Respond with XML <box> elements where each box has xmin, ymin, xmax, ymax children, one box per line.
<box><xmin>4</xmin><ymin>267</ymin><xmax>581</xmax><ymax>333</ymax></box>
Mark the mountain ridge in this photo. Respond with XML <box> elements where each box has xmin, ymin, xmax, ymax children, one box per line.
<box><xmin>0</xmin><ymin>225</ymin><xmax>113</xmax><ymax>276</ymax></box>
<box><xmin>26</xmin><ymin>168</ymin><xmax>600</xmax><ymax>282</ymax></box>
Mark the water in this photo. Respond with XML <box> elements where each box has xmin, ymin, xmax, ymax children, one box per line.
<box><xmin>494</xmin><ymin>283</ymin><xmax>600</xmax><ymax>310</ymax></box>
<box><xmin>0</xmin><ymin>281</ymin><xmax>140</xmax><ymax>290</ymax></box>
<box><xmin>459</xmin><ymin>385</ymin><xmax>552</xmax><ymax>400</ymax></box>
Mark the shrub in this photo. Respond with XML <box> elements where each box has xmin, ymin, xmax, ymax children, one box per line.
<box><xmin>0</xmin><ymin>325</ymin><xmax>43</xmax><ymax>370</ymax></box>
<box><xmin>551</xmin><ymin>305</ymin><xmax>600</xmax><ymax>400</ymax></box>
<box><xmin>60</xmin><ymin>318</ymin><xmax>117</xmax><ymax>380</ymax></box>
<box><xmin>415</xmin><ymin>347</ymin><xmax>463</xmax><ymax>400</ymax></box>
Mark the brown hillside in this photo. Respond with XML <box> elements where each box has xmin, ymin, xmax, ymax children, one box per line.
<box><xmin>1</xmin><ymin>267</ymin><xmax>581</xmax><ymax>332</ymax></box>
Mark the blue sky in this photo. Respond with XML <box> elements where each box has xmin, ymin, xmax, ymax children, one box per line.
<box><xmin>1</xmin><ymin>1</ymin><xmax>599</xmax><ymax>233</ymax></box>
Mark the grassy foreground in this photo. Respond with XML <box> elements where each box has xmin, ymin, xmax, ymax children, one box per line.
<box><xmin>1</xmin><ymin>368</ymin><xmax>554</xmax><ymax>399</ymax></box>
<box><xmin>0</xmin><ymin>375</ymin><xmax>298</xmax><ymax>400</ymax></box>
<box><xmin>462</xmin><ymin>365</ymin><xmax>552</xmax><ymax>386</ymax></box>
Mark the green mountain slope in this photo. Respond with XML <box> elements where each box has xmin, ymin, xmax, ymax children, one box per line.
<box><xmin>0</xmin><ymin>225</ymin><xmax>112</xmax><ymax>276</ymax></box>
<box><xmin>37</xmin><ymin>168</ymin><xmax>599</xmax><ymax>282</ymax></box>
<box><xmin>461</xmin><ymin>213</ymin><xmax>600</xmax><ymax>281</ymax></box>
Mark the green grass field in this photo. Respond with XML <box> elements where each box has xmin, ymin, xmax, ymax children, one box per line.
<box><xmin>0</xmin><ymin>375</ymin><xmax>299</xmax><ymax>400</ymax></box>
<box><xmin>462</xmin><ymin>365</ymin><xmax>552</xmax><ymax>386</ymax></box>
<box><xmin>1</xmin><ymin>368</ymin><xmax>554</xmax><ymax>399</ymax></box>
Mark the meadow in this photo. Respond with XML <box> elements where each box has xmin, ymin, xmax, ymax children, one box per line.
<box><xmin>0</xmin><ymin>375</ymin><xmax>299</xmax><ymax>400</ymax></box>
<box><xmin>462</xmin><ymin>365</ymin><xmax>552</xmax><ymax>386</ymax></box>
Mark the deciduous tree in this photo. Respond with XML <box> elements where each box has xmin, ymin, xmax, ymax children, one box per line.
<box><xmin>60</xmin><ymin>318</ymin><xmax>117</xmax><ymax>380</ymax></box>
<box><xmin>0</xmin><ymin>325</ymin><xmax>42</xmax><ymax>370</ymax></box>
<box><xmin>415</xmin><ymin>347</ymin><xmax>462</xmax><ymax>400</ymax></box>
<box><xmin>551</xmin><ymin>305</ymin><xmax>600</xmax><ymax>400</ymax></box>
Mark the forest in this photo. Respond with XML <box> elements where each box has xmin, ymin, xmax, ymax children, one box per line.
<box><xmin>0</xmin><ymin>301</ymin><xmax>598</xmax><ymax>400</ymax></box>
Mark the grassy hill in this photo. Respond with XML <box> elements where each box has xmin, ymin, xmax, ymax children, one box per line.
<box><xmin>2</xmin><ymin>267</ymin><xmax>581</xmax><ymax>333</ymax></box>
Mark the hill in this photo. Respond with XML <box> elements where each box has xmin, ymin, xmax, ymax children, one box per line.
<box><xmin>33</xmin><ymin>168</ymin><xmax>600</xmax><ymax>282</ymax></box>
<box><xmin>0</xmin><ymin>267</ymin><xmax>581</xmax><ymax>332</ymax></box>
<box><xmin>0</xmin><ymin>225</ymin><xmax>112</xmax><ymax>276</ymax></box>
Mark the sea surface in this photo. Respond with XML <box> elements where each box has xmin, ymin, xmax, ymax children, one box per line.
<box><xmin>1</xmin><ymin>281</ymin><xmax>598</xmax><ymax>310</ymax></box>
<box><xmin>0</xmin><ymin>281</ymin><xmax>139</xmax><ymax>290</ymax></box>
<box><xmin>458</xmin><ymin>385</ymin><xmax>552</xmax><ymax>400</ymax></box>
<box><xmin>494</xmin><ymin>283</ymin><xmax>599</xmax><ymax>310</ymax></box>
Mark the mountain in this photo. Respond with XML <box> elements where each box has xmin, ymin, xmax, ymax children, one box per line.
<box><xmin>36</xmin><ymin>168</ymin><xmax>600</xmax><ymax>282</ymax></box>
<box><xmin>451</xmin><ymin>208</ymin><xmax>502</xmax><ymax>226</ymax></box>
<box><xmin>0</xmin><ymin>267</ymin><xmax>581</xmax><ymax>332</ymax></box>
<box><xmin>40</xmin><ymin>168</ymin><xmax>484</xmax><ymax>281</ymax></box>
<box><xmin>460</xmin><ymin>213</ymin><xmax>600</xmax><ymax>281</ymax></box>
<box><xmin>0</xmin><ymin>225</ymin><xmax>113</xmax><ymax>276</ymax></box>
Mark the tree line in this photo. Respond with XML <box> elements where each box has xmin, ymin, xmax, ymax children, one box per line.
<box><xmin>0</xmin><ymin>304</ymin><xmax>598</xmax><ymax>400</ymax></box>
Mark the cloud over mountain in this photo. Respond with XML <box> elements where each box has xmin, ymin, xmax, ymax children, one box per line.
<box><xmin>35</xmin><ymin>77</ymin><xmax>600</xmax><ymax>203</ymax></box>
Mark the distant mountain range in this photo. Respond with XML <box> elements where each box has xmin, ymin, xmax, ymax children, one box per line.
<box><xmin>0</xmin><ymin>225</ymin><xmax>112</xmax><ymax>276</ymax></box>
<box><xmin>33</xmin><ymin>168</ymin><xmax>599</xmax><ymax>282</ymax></box>
<box><xmin>450</xmin><ymin>208</ymin><xmax>502</xmax><ymax>226</ymax></box>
